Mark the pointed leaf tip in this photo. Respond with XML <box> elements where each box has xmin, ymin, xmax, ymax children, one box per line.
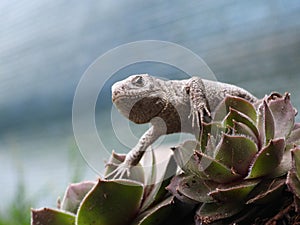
<box><xmin>77</xmin><ymin>179</ymin><xmax>143</xmax><ymax>225</ymax></box>
<box><xmin>246</xmin><ymin>138</ymin><xmax>285</xmax><ymax>179</ymax></box>
<box><xmin>267</xmin><ymin>92</ymin><xmax>295</xmax><ymax>139</ymax></box>
<box><xmin>31</xmin><ymin>208</ymin><xmax>75</xmax><ymax>225</ymax></box>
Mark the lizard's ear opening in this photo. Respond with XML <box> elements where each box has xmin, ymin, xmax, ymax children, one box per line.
<box><xmin>185</xmin><ymin>86</ymin><xmax>190</xmax><ymax>95</ymax></box>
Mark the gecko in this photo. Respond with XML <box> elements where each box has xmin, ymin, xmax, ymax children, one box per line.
<box><xmin>106</xmin><ymin>74</ymin><xmax>258</xmax><ymax>179</ymax></box>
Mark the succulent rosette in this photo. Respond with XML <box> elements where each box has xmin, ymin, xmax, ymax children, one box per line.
<box><xmin>168</xmin><ymin>92</ymin><xmax>300</xmax><ymax>224</ymax></box>
<box><xmin>31</xmin><ymin>151</ymin><xmax>194</xmax><ymax>225</ymax></box>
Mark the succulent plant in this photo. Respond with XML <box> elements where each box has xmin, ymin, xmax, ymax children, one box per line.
<box><xmin>167</xmin><ymin>92</ymin><xmax>300</xmax><ymax>224</ymax></box>
<box><xmin>31</xmin><ymin>150</ymin><xmax>193</xmax><ymax>225</ymax></box>
<box><xmin>31</xmin><ymin>92</ymin><xmax>300</xmax><ymax>224</ymax></box>
<box><xmin>287</xmin><ymin>146</ymin><xmax>300</xmax><ymax>212</ymax></box>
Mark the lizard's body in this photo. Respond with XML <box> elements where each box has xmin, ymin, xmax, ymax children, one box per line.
<box><xmin>108</xmin><ymin>74</ymin><xmax>257</xmax><ymax>178</ymax></box>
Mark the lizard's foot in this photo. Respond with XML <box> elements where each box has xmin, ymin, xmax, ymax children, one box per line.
<box><xmin>105</xmin><ymin>161</ymin><xmax>132</xmax><ymax>180</ymax></box>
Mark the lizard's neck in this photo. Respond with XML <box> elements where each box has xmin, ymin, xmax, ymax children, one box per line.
<box><xmin>153</xmin><ymin>79</ymin><xmax>191</xmax><ymax>134</ymax></box>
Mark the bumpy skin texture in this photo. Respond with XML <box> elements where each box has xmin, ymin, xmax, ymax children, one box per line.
<box><xmin>108</xmin><ymin>74</ymin><xmax>257</xmax><ymax>178</ymax></box>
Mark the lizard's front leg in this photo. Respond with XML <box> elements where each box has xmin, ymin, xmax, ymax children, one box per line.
<box><xmin>185</xmin><ymin>77</ymin><xmax>212</xmax><ymax>128</ymax></box>
<box><xmin>105</xmin><ymin>125</ymin><xmax>164</xmax><ymax>179</ymax></box>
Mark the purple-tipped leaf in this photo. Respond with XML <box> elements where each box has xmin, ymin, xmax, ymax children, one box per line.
<box><xmin>166</xmin><ymin>174</ymin><xmax>199</xmax><ymax>204</ymax></box>
<box><xmin>246</xmin><ymin>138</ymin><xmax>285</xmax><ymax>179</ymax></box>
<box><xmin>169</xmin><ymin>174</ymin><xmax>218</xmax><ymax>203</ymax></box>
<box><xmin>223</xmin><ymin>108</ymin><xmax>259</xmax><ymax>139</ymax></box>
<box><xmin>60</xmin><ymin>181</ymin><xmax>96</xmax><ymax>214</ymax></box>
<box><xmin>133</xmin><ymin>196</ymin><xmax>175</xmax><ymax>225</ymax></box>
<box><xmin>195</xmin><ymin>201</ymin><xmax>244</xmax><ymax>224</ymax></box>
<box><xmin>31</xmin><ymin>208</ymin><xmax>75</xmax><ymax>225</ymax></box>
<box><xmin>209</xmin><ymin>179</ymin><xmax>260</xmax><ymax>202</ymax></box>
<box><xmin>267</xmin><ymin>92</ymin><xmax>295</xmax><ymax>139</ymax></box>
<box><xmin>246</xmin><ymin>178</ymin><xmax>285</xmax><ymax>204</ymax></box>
<box><xmin>213</xmin><ymin>96</ymin><xmax>257</xmax><ymax>122</ymax></box>
<box><xmin>195</xmin><ymin>151</ymin><xmax>241</xmax><ymax>183</ymax></box>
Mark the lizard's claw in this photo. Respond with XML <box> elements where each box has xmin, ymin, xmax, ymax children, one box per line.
<box><xmin>105</xmin><ymin>162</ymin><xmax>132</xmax><ymax>180</ymax></box>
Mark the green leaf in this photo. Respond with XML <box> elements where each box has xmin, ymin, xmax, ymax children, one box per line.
<box><xmin>246</xmin><ymin>178</ymin><xmax>285</xmax><ymax>204</ymax></box>
<box><xmin>133</xmin><ymin>196</ymin><xmax>175</xmax><ymax>225</ymax></box>
<box><xmin>61</xmin><ymin>181</ymin><xmax>96</xmax><ymax>214</ymax></box>
<box><xmin>76</xmin><ymin>179</ymin><xmax>143</xmax><ymax>225</ymax></box>
<box><xmin>287</xmin><ymin>170</ymin><xmax>300</xmax><ymax>199</ymax></box>
<box><xmin>31</xmin><ymin>208</ymin><xmax>75</xmax><ymax>225</ymax></box>
<box><xmin>292</xmin><ymin>147</ymin><xmax>300</xmax><ymax>180</ymax></box>
<box><xmin>166</xmin><ymin>174</ymin><xmax>199</xmax><ymax>204</ymax></box>
<box><xmin>268</xmin><ymin>150</ymin><xmax>292</xmax><ymax>178</ymax></box>
<box><xmin>267</xmin><ymin>92</ymin><xmax>295</xmax><ymax>139</ymax></box>
<box><xmin>195</xmin><ymin>201</ymin><xmax>244</xmax><ymax>224</ymax></box>
<box><xmin>223</xmin><ymin>108</ymin><xmax>259</xmax><ymax>139</ymax></box>
<box><xmin>213</xmin><ymin>95</ymin><xmax>257</xmax><ymax>122</ymax></box>
<box><xmin>176</xmin><ymin>174</ymin><xmax>218</xmax><ymax>203</ymax></box>
<box><xmin>246</xmin><ymin>138</ymin><xmax>285</xmax><ymax>179</ymax></box>
<box><xmin>233</xmin><ymin>120</ymin><xmax>258</xmax><ymax>144</ymax></box>
<box><xmin>215</xmin><ymin>134</ymin><xmax>257</xmax><ymax>176</ymax></box>
<box><xmin>287</xmin><ymin>126</ymin><xmax>300</xmax><ymax>146</ymax></box>
<box><xmin>195</xmin><ymin>151</ymin><xmax>241</xmax><ymax>183</ymax></box>
<box><xmin>209</xmin><ymin>179</ymin><xmax>260</xmax><ymax>202</ymax></box>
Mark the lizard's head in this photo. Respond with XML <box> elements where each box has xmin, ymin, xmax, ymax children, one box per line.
<box><xmin>112</xmin><ymin>74</ymin><xmax>166</xmax><ymax>124</ymax></box>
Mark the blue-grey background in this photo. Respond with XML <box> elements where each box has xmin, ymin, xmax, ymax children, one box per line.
<box><xmin>1</xmin><ymin>0</ymin><xmax>300</xmax><ymax>211</ymax></box>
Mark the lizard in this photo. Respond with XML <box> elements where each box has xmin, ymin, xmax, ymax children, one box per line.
<box><xmin>106</xmin><ymin>74</ymin><xmax>258</xmax><ymax>179</ymax></box>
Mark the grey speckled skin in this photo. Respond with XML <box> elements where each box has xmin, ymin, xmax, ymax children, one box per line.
<box><xmin>108</xmin><ymin>74</ymin><xmax>257</xmax><ymax>178</ymax></box>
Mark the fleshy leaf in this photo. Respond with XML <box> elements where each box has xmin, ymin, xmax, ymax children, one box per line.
<box><xmin>246</xmin><ymin>138</ymin><xmax>285</xmax><ymax>179</ymax></box>
<box><xmin>209</xmin><ymin>179</ymin><xmax>260</xmax><ymax>202</ymax></box>
<box><xmin>213</xmin><ymin>95</ymin><xmax>257</xmax><ymax>122</ymax></box>
<box><xmin>268</xmin><ymin>150</ymin><xmax>292</xmax><ymax>178</ymax></box>
<box><xmin>267</xmin><ymin>92</ymin><xmax>295</xmax><ymax>139</ymax></box>
<box><xmin>246</xmin><ymin>178</ymin><xmax>285</xmax><ymax>204</ymax></box>
<box><xmin>195</xmin><ymin>151</ymin><xmax>241</xmax><ymax>183</ymax></box>
<box><xmin>233</xmin><ymin>121</ymin><xmax>258</xmax><ymax>144</ymax></box>
<box><xmin>166</xmin><ymin>174</ymin><xmax>199</xmax><ymax>204</ymax></box>
<box><xmin>292</xmin><ymin>147</ymin><xmax>300</xmax><ymax>180</ymax></box>
<box><xmin>31</xmin><ymin>208</ymin><xmax>75</xmax><ymax>225</ymax></box>
<box><xmin>76</xmin><ymin>179</ymin><xmax>143</xmax><ymax>225</ymax></box>
<box><xmin>195</xmin><ymin>201</ymin><xmax>244</xmax><ymax>224</ymax></box>
<box><xmin>176</xmin><ymin>174</ymin><xmax>218</xmax><ymax>203</ymax></box>
<box><xmin>201</xmin><ymin>122</ymin><xmax>224</xmax><ymax>151</ymax></box>
<box><xmin>215</xmin><ymin>134</ymin><xmax>257</xmax><ymax>176</ymax></box>
<box><xmin>287</xmin><ymin>170</ymin><xmax>300</xmax><ymax>199</ymax></box>
<box><xmin>287</xmin><ymin>127</ymin><xmax>300</xmax><ymax>146</ymax></box>
<box><xmin>133</xmin><ymin>196</ymin><xmax>175</xmax><ymax>225</ymax></box>
<box><xmin>60</xmin><ymin>181</ymin><xmax>96</xmax><ymax>214</ymax></box>
<box><xmin>172</xmin><ymin>141</ymin><xmax>197</xmax><ymax>173</ymax></box>
<box><xmin>141</xmin><ymin>154</ymin><xmax>177</xmax><ymax>211</ymax></box>
<box><xmin>257</xmin><ymin>101</ymin><xmax>275</xmax><ymax>145</ymax></box>
<box><xmin>223</xmin><ymin>108</ymin><xmax>259</xmax><ymax>139</ymax></box>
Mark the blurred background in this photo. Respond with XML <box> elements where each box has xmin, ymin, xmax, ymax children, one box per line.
<box><xmin>1</xmin><ymin>0</ymin><xmax>300</xmax><ymax>223</ymax></box>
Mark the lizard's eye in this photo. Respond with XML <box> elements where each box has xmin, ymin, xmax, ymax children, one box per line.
<box><xmin>132</xmin><ymin>76</ymin><xmax>144</xmax><ymax>86</ymax></box>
